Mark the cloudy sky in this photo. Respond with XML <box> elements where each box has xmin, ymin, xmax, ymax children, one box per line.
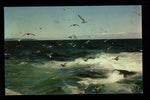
<box><xmin>4</xmin><ymin>6</ymin><xmax>142</xmax><ymax>40</ymax></box>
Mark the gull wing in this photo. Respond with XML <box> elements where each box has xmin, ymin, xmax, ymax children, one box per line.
<box><xmin>22</xmin><ymin>33</ymin><xmax>27</xmax><ymax>36</ymax></box>
<box><xmin>70</xmin><ymin>24</ymin><xmax>80</xmax><ymax>27</ymax></box>
<box><xmin>78</xmin><ymin>14</ymin><xmax>85</xmax><ymax>21</ymax></box>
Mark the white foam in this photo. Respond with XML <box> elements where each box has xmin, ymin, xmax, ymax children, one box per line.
<box><xmin>80</xmin><ymin>52</ymin><xmax>142</xmax><ymax>72</ymax></box>
<box><xmin>101</xmin><ymin>83</ymin><xmax>133</xmax><ymax>93</ymax></box>
<box><xmin>78</xmin><ymin>71</ymin><xmax>124</xmax><ymax>86</ymax></box>
<box><xmin>62</xmin><ymin>81</ymin><xmax>85</xmax><ymax>94</ymax></box>
<box><xmin>32</xmin><ymin>52</ymin><xmax>142</xmax><ymax>72</ymax></box>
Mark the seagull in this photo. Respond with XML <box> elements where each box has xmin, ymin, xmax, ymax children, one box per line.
<box><xmin>39</xmin><ymin>27</ymin><xmax>42</xmax><ymax>30</ymax></box>
<box><xmin>78</xmin><ymin>14</ymin><xmax>88</xmax><ymax>23</ymax></box>
<box><xmin>23</xmin><ymin>33</ymin><xmax>35</xmax><ymax>36</ymax></box>
<box><xmin>106</xmin><ymin>46</ymin><xmax>114</xmax><ymax>50</ymax></box>
<box><xmin>70</xmin><ymin>24</ymin><xmax>80</xmax><ymax>27</ymax></box>
<box><xmin>134</xmin><ymin>11</ymin><xmax>142</xmax><ymax>16</ymax></box>
<box><xmin>68</xmin><ymin>19</ymin><xmax>71</xmax><ymax>21</ymax></box>
<box><xmin>72</xmin><ymin>44</ymin><xmax>76</xmax><ymax>47</ymax></box>
<box><xmin>62</xmin><ymin>8</ymin><xmax>70</xmax><ymax>11</ymax></box>
<box><xmin>56</xmin><ymin>20</ymin><xmax>61</xmax><ymax>23</ymax></box>
<box><xmin>72</xmin><ymin>35</ymin><xmax>78</xmax><ymax>39</ymax></box>
<box><xmin>58</xmin><ymin>43</ymin><xmax>63</xmax><ymax>46</ymax></box>
<box><xmin>113</xmin><ymin>56</ymin><xmax>119</xmax><ymax>61</ymax></box>
<box><xmin>85</xmin><ymin>40</ymin><xmax>90</xmax><ymax>44</ymax></box>
<box><xmin>68</xmin><ymin>36</ymin><xmax>72</xmax><ymax>38</ymax></box>
<box><xmin>88</xmin><ymin>36</ymin><xmax>91</xmax><ymax>39</ymax></box>
<box><xmin>18</xmin><ymin>39</ymin><xmax>21</xmax><ymax>42</ymax></box>
<box><xmin>60</xmin><ymin>62</ymin><xmax>67</xmax><ymax>67</ymax></box>
<box><xmin>95</xmin><ymin>84</ymin><xmax>105</xmax><ymax>92</ymax></box>
<box><xmin>83</xmin><ymin>57</ymin><xmax>92</xmax><ymax>62</ymax></box>
<box><xmin>83</xmin><ymin>58</ymin><xmax>88</xmax><ymax>62</ymax></box>
<box><xmin>47</xmin><ymin>53</ymin><xmax>54</xmax><ymax>58</ymax></box>
<box><xmin>47</xmin><ymin>45</ymin><xmax>53</xmax><ymax>49</ymax></box>
<box><xmin>81</xmin><ymin>45</ymin><xmax>84</xmax><ymax>48</ymax></box>
<box><xmin>63</xmin><ymin>8</ymin><xmax>66</xmax><ymax>11</ymax></box>
<box><xmin>104</xmin><ymin>39</ymin><xmax>110</xmax><ymax>43</ymax></box>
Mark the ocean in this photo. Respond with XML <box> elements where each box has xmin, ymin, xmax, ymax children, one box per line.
<box><xmin>5</xmin><ymin>39</ymin><xmax>143</xmax><ymax>95</ymax></box>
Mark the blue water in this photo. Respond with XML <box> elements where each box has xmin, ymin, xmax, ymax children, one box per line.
<box><xmin>5</xmin><ymin>39</ymin><xmax>143</xmax><ymax>95</ymax></box>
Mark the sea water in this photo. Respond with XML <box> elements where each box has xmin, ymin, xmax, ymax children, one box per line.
<box><xmin>5</xmin><ymin>39</ymin><xmax>143</xmax><ymax>95</ymax></box>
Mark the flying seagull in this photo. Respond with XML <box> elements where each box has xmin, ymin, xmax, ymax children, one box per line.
<box><xmin>60</xmin><ymin>62</ymin><xmax>67</xmax><ymax>67</ymax></box>
<box><xmin>104</xmin><ymin>39</ymin><xmax>110</xmax><ymax>43</ymax></box>
<box><xmin>106</xmin><ymin>46</ymin><xmax>114</xmax><ymax>50</ymax></box>
<box><xmin>23</xmin><ymin>33</ymin><xmax>35</xmax><ymax>36</ymax></box>
<box><xmin>47</xmin><ymin>53</ymin><xmax>54</xmax><ymax>59</ymax></box>
<box><xmin>72</xmin><ymin>35</ymin><xmax>78</xmax><ymax>39</ymax></box>
<box><xmin>134</xmin><ymin>11</ymin><xmax>142</xmax><ymax>16</ymax></box>
<box><xmin>70</xmin><ymin>24</ymin><xmax>80</xmax><ymax>27</ymax></box>
<box><xmin>56</xmin><ymin>20</ymin><xmax>61</xmax><ymax>24</ymax></box>
<box><xmin>68</xmin><ymin>36</ymin><xmax>72</xmax><ymax>38</ymax></box>
<box><xmin>85</xmin><ymin>40</ymin><xmax>90</xmax><ymax>44</ymax></box>
<box><xmin>83</xmin><ymin>57</ymin><xmax>92</xmax><ymax>62</ymax></box>
<box><xmin>95</xmin><ymin>84</ymin><xmax>105</xmax><ymax>92</ymax></box>
<box><xmin>113</xmin><ymin>56</ymin><xmax>119</xmax><ymax>61</ymax></box>
<box><xmin>78</xmin><ymin>14</ymin><xmax>88</xmax><ymax>23</ymax></box>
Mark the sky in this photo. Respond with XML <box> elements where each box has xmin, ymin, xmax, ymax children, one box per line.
<box><xmin>4</xmin><ymin>6</ymin><xmax>142</xmax><ymax>40</ymax></box>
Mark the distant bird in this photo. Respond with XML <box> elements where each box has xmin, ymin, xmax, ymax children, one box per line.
<box><xmin>134</xmin><ymin>11</ymin><xmax>142</xmax><ymax>16</ymax></box>
<box><xmin>68</xmin><ymin>36</ymin><xmax>72</xmax><ymax>38</ymax></box>
<box><xmin>47</xmin><ymin>53</ymin><xmax>54</xmax><ymax>58</ymax></box>
<box><xmin>5</xmin><ymin>53</ymin><xmax>11</xmax><ymax>59</ymax></box>
<box><xmin>60</xmin><ymin>62</ymin><xmax>67</xmax><ymax>67</ymax></box>
<box><xmin>63</xmin><ymin>8</ymin><xmax>66</xmax><ymax>11</ymax></box>
<box><xmin>68</xmin><ymin>35</ymin><xmax>78</xmax><ymax>39</ymax></box>
<box><xmin>88</xmin><ymin>36</ymin><xmax>91</xmax><ymax>39</ymax></box>
<box><xmin>58</xmin><ymin>43</ymin><xmax>63</xmax><ymax>46</ymax></box>
<box><xmin>69</xmin><ymin>43</ymin><xmax>76</xmax><ymax>47</ymax></box>
<box><xmin>36</xmin><ymin>50</ymin><xmax>41</xmax><ymax>54</ymax></box>
<box><xmin>68</xmin><ymin>19</ymin><xmax>71</xmax><ymax>21</ymax></box>
<box><xmin>85</xmin><ymin>40</ymin><xmax>90</xmax><ymax>44</ymax></box>
<box><xmin>140</xmin><ymin>49</ymin><xmax>142</xmax><ymax>52</ymax></box>
<box><xmin>56</xmin><ymin>20</ymin><xmax>61</xmax><ymax>23</ymax></box>
<box><xmin>83</xmin><ymin>58</ymin><xmax>88</xmax><ymax>62</ymax></box>
<box><xmin>104</xmin><ymin>39</ymin><xmax>110</xmax><ymax>43</ymax></box>
<box><xmin>83</xmin><ymin>57</ymin><xmax>92</xmax><ymax>62</ymax></box>
<box><xmin>106</xmin><ymin>46</ymin><xmax>114</xmax><ymax>50</ymax></box>
<box><xmin>62</xmin><ymin>8</ymin><xmax>70</xmax><ymax>11</ymax></box>
<box><xmin>18</xmin><ymin>39</ymin><xmax>21</xmax><ymax>42</ymax></box>
<box><xmin>78</xmin><ymin>14</ymin><xmax>88</xmax><ymax>23</ymax></box>
<box><xmin>95</xmin><ymin>84</ymin><xmax>104</xmax><ymax>92</ymax></box>
<box><xmin>70</xmin><ymin>24</ymin><xmax>80</xmax><ymax>27</ymax></box>
<box><xmin>23</xmin><ymin>33</ymin><xmax>35</xmax><ymax>36</ymax></box>
<box><xmin>113</xmin><ymin>56</ymin><xmax>119</xmax><ymax>61</ymax></box>
<box><xmin>47</xmin><ymin>45</ymin><xmax>53</xmax><ymax>49</ymax></box>
<box><xmin>72</xmin><ymin>44</ymin><xmax>76</xmax><ymax>47</ymax></box>
<box><xmin>72</xmin><ymin>35</ymin><xmax>78</xmax><ymax>39</ymax></box>
<box><xmin>39</xmin><ymin>27</ymin><xmax>42</xmax><ymax>30</ymax></box>
<box><xmin>81</xmin><ymin>45</ymin><xmax>84</xmax><ymax>48</ymax></box>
